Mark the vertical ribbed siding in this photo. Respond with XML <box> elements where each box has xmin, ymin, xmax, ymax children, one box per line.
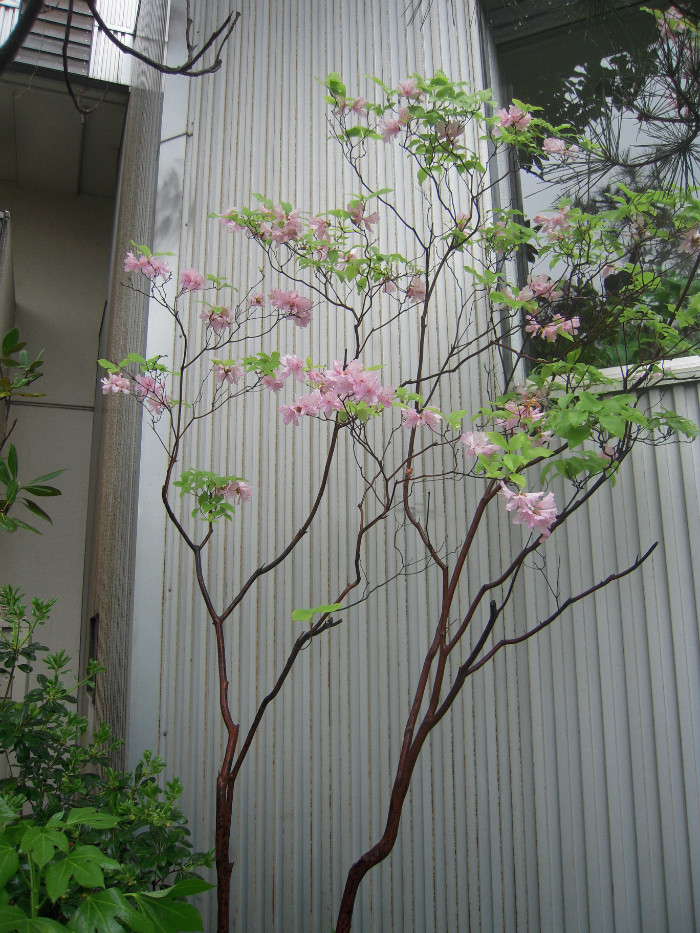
<box><xmin>133</xmin><ymin>2</ymin><xmax>700</xmax><ymax>931</ymax></box>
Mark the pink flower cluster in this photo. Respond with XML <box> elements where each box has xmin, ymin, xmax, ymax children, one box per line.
<box><xmin>101</xmin><ymin>373</ymin><xmax>131</xmax><ymax>395</ymax></box>
<box><xmin>496</xmin><ymin>104</ymin><xmax>532</xmax><ymax>132</ymax></box>
<box><xmin>406</xmin><ymin>275</ymin><xmax>426</xmax><ymax>302</ymax></box>
<box><xmin>378</xmin><ymin>107</ymin><xmax>411</xmax><ymax>142</ymax></box>
<box><xmin>460</xmin><ymin>431</ymin><xmax>500</xmax><ymax>458</ymax></box>
<box><xmin>435</xmin><ymin>120</ymin><xmax>465</xmax><ymax>145</ymax></box>
<box><xmin>401</xmin><ymin>407</ymin><xmax>443</xmax><ymax>431</ymax></box>
<box><xmin>309</xmin><ymin>215</ymin><xmax>331</xmax><ymax>241</ymax></box>
<box><xmin>134</xmin><ymin>374</ymin><xmax>170</xmax><ymax>414</ymax></box>
<box><xmin>525</xmin><ymin>313</ymin><xmax>580</xmax><ymax>342</ymax></box>
<box><xmin>533</xmin><ymin>206</ymin><xmax>571</xmax><ymax>238</ymax></box>
<box><xmin>500</xmin><ymin>483</ymin><xmax>557</xmax><ymax>541</ymax></box>
<box><xmin>333</xmin><ymin>97</ymin><xmax>367</xmax><ymax>117</ymax></box>
<box><xmin>217</xmin><ymin>480</ymin><xmax>253</xmax><ymax>503</ymax></box>
<box><xmin>124</xmin><ymin>252</ymin><xmax>171</xmax><ymax>281</ymax></box>
<box><xmin>259</xmin><ymin>206</ymin><xmax>304</xmax><ymax>246</ymax></box>
<box><xmin>277</xmin><ymin>358</ymin><xmax>395</xmax><ymax>426</ymax></box>
<box><xmin>179</xmin><ymin>268</ymin><xmax>207</xmax><ymax>292</ymax></box>
<box><xmin>348</xmin><ymin>202</ymin><xmax>380</xmax><ymax>234</ymax></box>
<box><xmin>268</xmin><ymin>289</ymin><xmax>314</xmax><ymax>327</ymax></box>
<box><xmin>201</xmin><ymin>306</ymin><xmax>234</xmax><ymax>334</ymax></box>
<box><xmin>679</xmin><ymin>228</ymin><xmax>700</xmax><ymax>255</ymax></box>
<box><xmin>496</xmin><ymin>390</ymin><xmax>548</xmax><ymax>436</ymax></box>
<box><xmin>214</xmin><ymin>362</ymin><xmax>245</xmax><ymax>385</ymax></box>
<box><xmin>398</xmin><ymin>78</ymin><xmax>423</xmax><ymax>99</ymax></box>
<box><xmin>517</xmin><ymin>274</ymin><xmax>563</xmax><ymax>303</ymax></box>
<box><xmin>542</xmin><ymin>137</ymin><xmax>579</xmax><ymax>159</ymax></box>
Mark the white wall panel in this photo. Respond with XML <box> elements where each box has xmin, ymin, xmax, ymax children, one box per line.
<box><xmin>132</xmin><ymin>2</ymin><xmax>700</xmax><ymax>930</ymax></box>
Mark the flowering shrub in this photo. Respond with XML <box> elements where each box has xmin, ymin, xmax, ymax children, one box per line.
<box><xmin>100</xmin><ymin>23</ymin><xmax>697</xmax><ymax>931</ymax></box>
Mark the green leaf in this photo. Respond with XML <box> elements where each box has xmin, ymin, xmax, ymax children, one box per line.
<box><xmin>21</xmin><ymin>500</ymin><xmax>52</xmax><ymax>524</ymax></box>
<box><xmin>25</xmin><ymin>470</ymin><xmax>65</xmax><ymax>485</ymax></box>
<box><xmin>7</xmin><ymin>447</ymin><xmax>17</xmax><ymax>480</ymax></box>
<box><xmin>67</xmin><ymin>888</ymin><xmax>138</xmax><ymax>933</ymax></box>
<box><xmin>1</xmin><ymin>330</ymin><xmax>19</xmax><ymax>357</ymax></box>
<box><xmin>158</xmin><ymin>878</ymin><xmax>214</xmax><ymax>898</ymax></box>
<box><xmin>132</xmin><ymin>892</ymin><xmax>205</xmax><ymax>932</ymax></box>
<box><xmin>0</xmin><ymin>905</ymin><xmax>65</xmax><ymax>931</ymax></box>
<box><xmin>65</xmin><ymin>808</ymin><xmax>120</xmax><ymax>829</ymax></box>
<box><xmin>0</xmin><ymin>462</ymin><xmax>10</xmax><ymax>485</ymax></box>
<box><xmin>0</xmin><ymin>841</ymin><xmax>18</xmax><ymax>889</ymax></box>
<box><xmin>292</xmin><ymin>603</ymin><xmax>342</xmax><ymax>622</ymax></box>
<box><xmin>19</xmin><ymin>485</ymin><xmax>61</xmax><ymax>498</ymax></box>
<box><xmin>44</xmin><ymin>858</ymin><xmax>72</xmax><ymax>902</ymax></box>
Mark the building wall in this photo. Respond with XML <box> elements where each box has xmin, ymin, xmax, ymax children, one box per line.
<box><xmin>0</xmin><ymin>185</ymin><xmax>114</xmax><ymax>675</ymax></box>
<box><xmin>128</xmin><ymin>1</ymin><xmax>700</xmax><ymax>931</ymax></box>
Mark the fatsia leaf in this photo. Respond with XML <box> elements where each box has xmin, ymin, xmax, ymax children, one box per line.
<box><xmin>132</xmin><ymin>892</ymin><xmax>205</xmax><ymax>932</ymax></box>
<box><xmin>0</xmin><ymin>841</ymin><xmax>18</xmax><ymax>889</ymax></box>
<box><xmin>0</xmin><ymin>905</ymin><xmax>65</xmax><ymax>931</ymax></box>
<box><xmin>66</xmin><ymin>888</ymin><xmax>140</xmax><ymax>933</ymax></box>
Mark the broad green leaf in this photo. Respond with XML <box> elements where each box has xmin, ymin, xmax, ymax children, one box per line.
<box><xmin>132</xmin><ymin>893</ymin><xmax>205</xmax><ymax>933</ymax></box>
<box><xmin>0</xmin><ymin>905</ymin><xmax>65</xmax><ymax>932</ymax></box>
<box><xmin>67</xmin><ymin>888</ymin><xmax>138</xmax><ymax>933</ymax></box>
<box><xmin>0</xmin><ymin>841</ymin><xmax>18</xmax><ymax>889</ymax></box>
<box><xmin>150</xmin><ymin>878</ymin><xmax>214</xmax><ymax>899</ymax></box>
<box><xmin>65</xmin><ymin>808</ymin><xmax>120</xmax><ymax>829</ymax></box>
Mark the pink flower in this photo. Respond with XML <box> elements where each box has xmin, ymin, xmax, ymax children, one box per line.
<box><xmin>400</xmin><ymin>408</ymin><xmax>443</xmax><ymax>431</ymax></box>
<box><xmin>101</xmin><ymin>373</ymin><xmax>131</xmax><ymax>395</ymax></box>
<box><xmin>269</xmin><ymin>289</ymin><xmax>314</xmax><ymax>327</ymax></box>
<box><xmin>542</xmin><ymin>137</ymin><xmax>567</xmax><ymax>156</ymax></box>
<box><xmin>347</xmin><ymin>202</ymin><xmax>380</xmax><ymax>234</ymax></box>
<box><xmin>398</xmin><ymin>106</ymin><xmax>411</xmax><ymax>125</ymax></box>
<box><xmin>496</xmin><ymin>104</ymin><xmax>532</xmax><ymax>132</ymax></box>
<box><xmin>500</xmin><ymin>483</ymin><xmax>557</xmax><ymax>540</ymax></box>
<box><xmin>261</xmin><ymin>372</ymin><xmax>286</xmax><ymax>392</ymax></box>
<box><xmin>435</xmin><ymin>120</ymin><xmax>464</xmax><ymax>144</ymax></box>
<box><xmin>350</xmin><ymin>96</ymin><xmax>367</xmax><ymax>116</ymax></box>
<box><xmin>533</xmin><ymin>206</ymin><xmax>570</xmax><ymax>238</ymax></box>
<box><xmin>280</xmin><ymin>401</ymin><xmax>304</xmax><ymax>426</ymax></box>
<box><xmin>214</xmin><ymin>363</ymin><xmax>244</xmax><ymax>385</ymax></box>
<box><xmin>279</xmin><ymin>354</ymin><xmax>306</xmax><ymax>381</ymax></box>
<box><xmin>517</xmin><ymin>274</ymin><xmax>562</xmax><ymax>302</ymax></box>
<box><xmin>133</xmin><ymin>374</ymin><xmax>170</xmax><ymax>414</ymax></box>
<box><xmin>220</xmin><ymin>480</ymin><xmax>253</xmax><ymax>503</ymax></box>
<box><xmin>381</xmin><ymin>279</ymin><xmax>397</xmax><ymax>294</ymax></box>
<box><xmin>536</xmin><ymin>314</ymin><xmax>580</xmax><ymax>342</ymax></box>
<box><xmin>378</xmin><ymin>118</ymin><xmax>402</xmax><ymax>142</ymax></box>
<box><xmin>309</xmin><ymin>215</ymin><xmax>331</xmax><ymax>241</ymax></box>
<box><xmin>200</xmin><ymin>306</ymin><xmax>234</xmax><ymax>335</ymax></box>
<box><xmin>123</xmin><ymin>252</ymin><xmax>170</xmax><ymax>281</ymax></box>
<box><xmin>124</xmin><ymin>251</ymin><xmax>142</xmax><ymax>273</ymax></box>
<box><xmin>406</xmin><ymin>275</ymin><xmax>426</xmax><ymax>302</ymax></box>
<box><xmin>248</xmin><ymin>293</ymin><xmax>266</xmax><ymax>307</ymax></box>
<box><xmin>398</xmin><ymin>78</ymin><xmax>422</xmax><ymax>99</ymax></box>
<box><xmin>460</xmin><ymin>431</ymin><xmax>500</xmax><ymax>458</ymax></box>
<box><xmin>679</xmin><ymin>228</ymin><xmax>700</xmax><ymax>255</ymax></box>
<box><xmin>179</xmin><ymin>268</ymin><xmax>207</xmax><ymax>291</ymax></box>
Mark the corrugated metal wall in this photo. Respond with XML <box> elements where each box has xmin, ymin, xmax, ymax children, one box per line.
<box><xmin>133</xmin><ymin>1</ymin><xmax>700</xmax><ymax>930</ymax></box>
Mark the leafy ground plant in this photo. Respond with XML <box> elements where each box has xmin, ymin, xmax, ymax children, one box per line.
<box><xmin>0</xmin><ymin>586</ymin><xmax>213</xmax><ymax>930</ymax></box>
